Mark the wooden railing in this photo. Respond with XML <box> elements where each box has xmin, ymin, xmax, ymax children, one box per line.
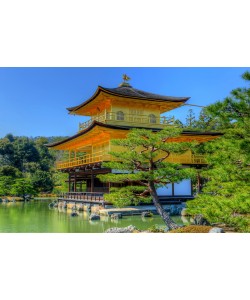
<box><xmin>191</xmin><ymin>154</ymin><xmax>207</xmax><ymax>164</ymax></box>
<box><xmin>79</xmin><ymin>112</ymin><xmax>174</xmax><ymax>131</ymax></box>
<box><xmin>56</xmin><ymin>150</ymin><xmax>111</xmax><ymax>169</ymax></box>
<box><xmin>59</xmin><ymin>192</ymin><xmax>104</xmax><ymax>203</ymax></box>
<box><xmin>56</xmin><ymin>151</ymin><xmax>207</xmax><ymax>170</ymax></box>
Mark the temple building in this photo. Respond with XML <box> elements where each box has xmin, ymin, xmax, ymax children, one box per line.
<box><xmin>47</xmin><ymin>76</ymin><xmax>221</xmax><ymax>204</ymax></box>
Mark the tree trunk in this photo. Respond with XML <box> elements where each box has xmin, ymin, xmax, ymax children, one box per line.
<box><xmin>149</xmin><ymin>182</ymin><xmax>180</xmax><ymax>230</ymax></box>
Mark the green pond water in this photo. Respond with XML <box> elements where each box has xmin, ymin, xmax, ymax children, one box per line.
<box><xmin>0</xmin><ymin>199</ymin><xmax>189</xmax><ymax>233</ymax></box>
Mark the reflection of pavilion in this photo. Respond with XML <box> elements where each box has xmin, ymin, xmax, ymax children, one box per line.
<box><xmin>48</xmin><ymin>78</ymin><xmax>221</xmax><ymax>204</ymax></box>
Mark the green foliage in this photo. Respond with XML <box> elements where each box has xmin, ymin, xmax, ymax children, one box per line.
<box><xmin>99</xmin><ymin>127</ymin><xmax>196</xmax><ymax>208</ymax></box>
<box><xmin>0</xmin><ymin>176</ymin><xmax>37</xmax><ymax>198</ymax></box>
<box><xmin>185</xmin><ymin>109</ymin><xmax>197</xmax><ymax>128</ymax></box>
<box><xmin>10</xmin><ymin>178</ymin><xmax>37</xmax><ymax>199</ymax></box>
<box><xmin>52</xmin><ymin>172</ymin><xmax>69</xmax><ymax>194</ymax></box>
<box><xmin>0</xmin><ymin>166</ymin><xmax>22</xmax><ymax>178</ymax></box>
<box><xmin>195</xmin><ymin>108</ymin><xmax>223</xmax><ymax>131</ymax></box>
<box><xmin>30</xmin><ymin>170</ymin><xmax>54</xmax><ymax>192</ymax></box>
<box><xmin>147</xmin><ymin>225</ymin><xmax>165</xmax><ymax>233</ymax></box>
<box><xmin>186</xmin><ymin>71</ymin><xmax>250</xmax><ymax>232</ymax></box>
<box><xmin>104</xmin><ymin>186</ymin><xmax>152</xmax><ymax>207</ymax></box>
<box><xmin>0</xmin><ymin>135</ymin><xmax>58</xmax><ymax>194</ymax></box>
<box><xmin>0</xmin><ymin>176</ymin><xmax>13</xmax><ymax>196</ymax></box>
<box><xmin>0</xmin><ymin>138</ymin><xmax>14</xmax><ymax>165</ymax></box>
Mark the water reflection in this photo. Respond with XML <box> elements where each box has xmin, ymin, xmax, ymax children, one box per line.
<box><xmin>0</xmin><ymin>199</ymin><xmax>188</xmax><ymax>233</ymax></box>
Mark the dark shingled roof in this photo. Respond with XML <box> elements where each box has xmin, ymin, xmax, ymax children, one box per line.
<box><xmin>101</xmin><ymin>86</ymin><xmax>190</xmax><ymax>102</ymax></box>
<box><xmin>67</xmin><ymin>86</ymin><xmax>190</xmax><ymax>112</ymax></box>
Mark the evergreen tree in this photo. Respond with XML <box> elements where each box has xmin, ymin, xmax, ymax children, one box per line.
<box><xmin>187</xmin><ymin>71</ymin><xmax>250</xmax><ymax>232</ymax></box>
<box><xmin>195</xmin><ymin>108</ymin><xmax>222</xmax><ymax>131</ymax></box>
<box><xmin>98</xmin><ymin>127</ymin><xmax>196</xmax><ymax>230</ymax></box>
<box><xmin>0</xmin><ymin>135</ymin><xmax>57</xmax><ymax>194</ymax></box>
<box><xmin>10</xmin><ymin>178</ymin><xmax>37</xmax><ymax>200</ymax></box>
<box><xmin>185</xmin><ymin>109</ymin><xmax>197</xmax><ymax>128</ymax></box>
<box><xmin>0</xmin><ymin>176</ymin><xmax>13</xmax><ymax>196</ymax></box>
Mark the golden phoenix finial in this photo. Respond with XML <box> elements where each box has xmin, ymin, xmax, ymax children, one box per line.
<box><xmin>122</xmin><ymin>74</ymin><xmax>131</xmax><ymax>82</ymax></box>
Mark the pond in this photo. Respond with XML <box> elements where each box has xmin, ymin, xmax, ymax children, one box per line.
<box><xmin>0</xmin><ymin>199</ymin><xmax>189</xmax><ymax>233</ymax></box>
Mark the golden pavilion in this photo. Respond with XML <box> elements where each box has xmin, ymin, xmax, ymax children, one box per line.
<box><xmin>47</xmin><ymin>76</ymin><xmax>221</xmax><ymax>204</ymax></box>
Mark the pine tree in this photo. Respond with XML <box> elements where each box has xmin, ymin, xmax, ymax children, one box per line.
<box><xmin>185</xmin><ymin>109</ymin><xmax>197</xmax><ymax>128</ymax></box>
<box><xmin>98</xmin><ymin>127</ymin><xmax>196</xmax><ymax>230</ymax></box>
<box><xmin>186</xmin><ymin>71</ymin><xmax>250</xmax><ymax>232</ymax></box>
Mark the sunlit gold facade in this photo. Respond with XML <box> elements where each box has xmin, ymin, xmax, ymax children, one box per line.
<box><xmin>48</xmin><ymin>81</ymin><xmax>221</xmax><ymax>194</ymax></box>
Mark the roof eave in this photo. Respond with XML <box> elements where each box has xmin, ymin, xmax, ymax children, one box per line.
<box><xmin>66</xmin><ymin>86</ymin><xmax>190</xmax><ymax>114</ymax></box>
<box><xmin>66</xmin><ymin>86</ymin><xmax>103</xmax><ymax>113</ymax></box>
<box><xmin>46</xmin><ymin>121</ymin><xmax>223</xmax><ymax>149</ymax></box>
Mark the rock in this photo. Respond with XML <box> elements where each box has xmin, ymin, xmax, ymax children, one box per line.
<box><xmin>181</xmin><ymin>216</ymin><xmax>189</xmax><ymax>225</ymax></box>
<box><xmin>194</xmin><ymin>214</ymin><xmax>210</xmax><ymax>226</ymax></box>
<box><xmin>141</xmin><ymin>211</ymin><xmax>153</xmax><ymax>218</ymax></box>
<box><xmin>111</xmin><ymin>213</ymin><xmax>122</xmax><ymax>219</ymax></box>
<box><xmin>169</xmin><ymin>205</ymin><xmax>181</xmax><ymax>216</ymax></box>
<box><xmin>89</xmin><ymin>213</ymin><xmax>100</xmax><ymax>221</ymax></box>
<box><xmin>78</xmin><ymin>204</ymin><xmax>83</xmax><ymax>211</ymax></box>
<box><xmin>71</xmin><ymin>212</ymin><xmax>78</xmax><ymax>217</ymax></box>
<box><xmin>209</xmin><ymin>227</ymin><xmax>225</xmax><ymax>233</ymax></box>
<box><xmin>49</xmin><ymin>201</ymin><xmax>57</xmax><ymax>208</ymax></box>
<box><xmin>106</xmin><ymin>225</ymin><xmax>139</xmax><ymax>233</ymax></box>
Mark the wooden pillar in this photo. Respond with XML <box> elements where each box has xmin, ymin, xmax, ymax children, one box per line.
<box><xmin>91</xmin><ymin>171</ymin><xmax>94</xmax><ymax>193</ymax></box>
<box><xmin>74</xmin><ymin>173</ymin><xmax>77</xmax><ymax>192</ymax></box>
<box><xmin>68</xmin><ymin>173</ymin><xmax>71</xmax><ymax>192</ymax></box>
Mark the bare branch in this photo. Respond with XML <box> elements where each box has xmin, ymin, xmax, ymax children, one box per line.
<box><xmin>153</xmin><ymin>152</ymin><xmax>170</xmax><ymax>164</ymax></box>
<box><xmin>138</xmin><ymin>189</ymin><xmax>150</xmax><ymax>196</ymax></box>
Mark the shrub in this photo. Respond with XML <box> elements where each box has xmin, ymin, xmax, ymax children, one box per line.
<box><xmin>147</xmin><ymin>225</ymin><xmax>165</xmax><ymax>233</ymax></box>
<box><xmin>169</xmin><ymin>225</ymin><xmax>212</xmax><ymax>233</ymax></box>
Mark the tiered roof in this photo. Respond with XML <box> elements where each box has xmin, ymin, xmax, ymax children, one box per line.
<box><xmin>67</xmin><ymin>85</ymin><xmax>190</xmax><ymax>115</ymax></box>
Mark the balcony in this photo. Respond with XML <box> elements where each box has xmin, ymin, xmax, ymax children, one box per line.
<box><xmin>56</xmin><ymin>150</ymin><xmax>207</xmax><ymax>170</ymax></box>
<box><xmin>79</xmin><ymin>112</ymin><xmax>174</xmax><ymax>131</ymax></box>
<box><xmin>56</xmin><ymin>151</ymin><xmax>111</xmax><ymax>170</ymax></box>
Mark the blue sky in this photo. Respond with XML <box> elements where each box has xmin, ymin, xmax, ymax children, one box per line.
<box><xmin>0</xmin><ymin>67</ymin><xmax>249</xmax><ymax>138</ymax></box>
